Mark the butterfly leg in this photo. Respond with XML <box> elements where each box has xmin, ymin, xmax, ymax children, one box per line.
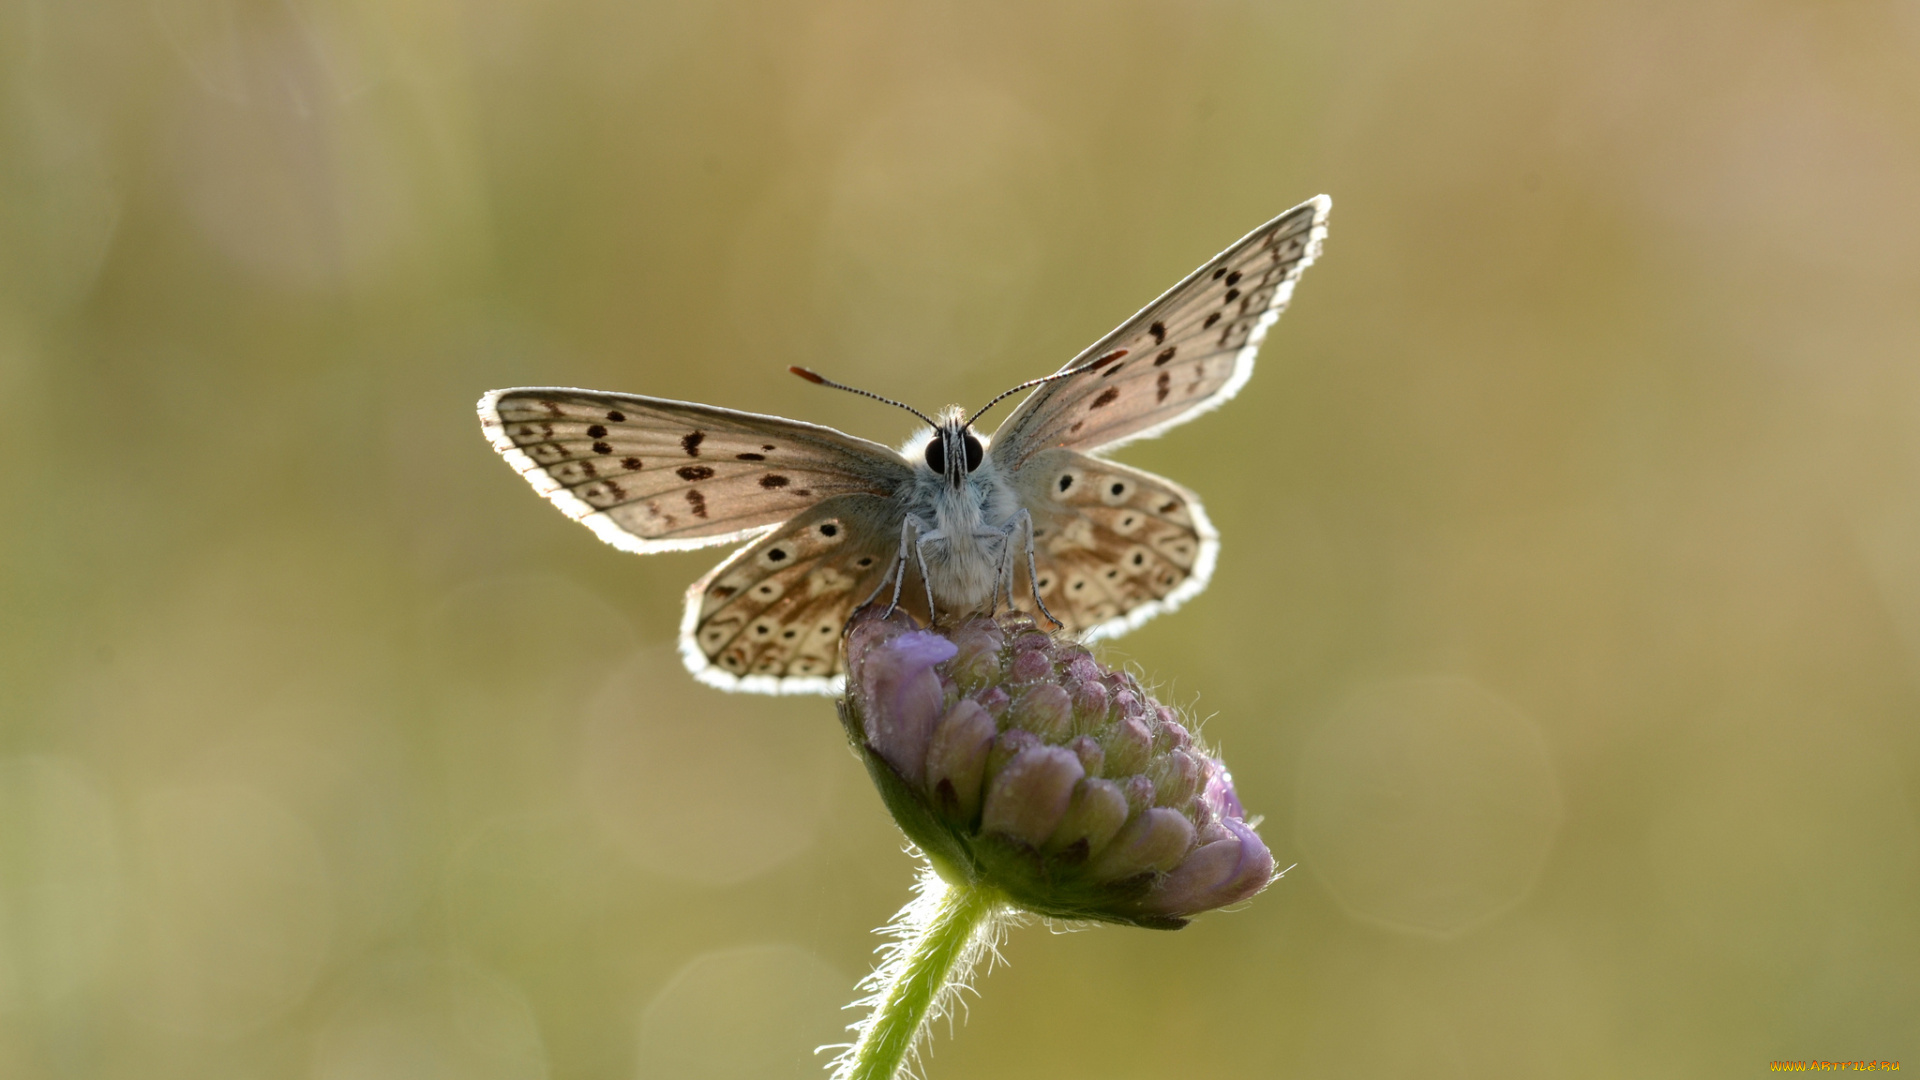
<box><xmin>1004</xmin><ymin>509</ymin><xmax>1063</xmax><ymax>629</ymax></box>
<box><xmin>880</xmin><ymin>515</ymin><xmax>926</xmax><ymax>618</ymax></box>
<box><xmin>911</xmin><ymin>528</ymin><xmax>943</xmax><ymax>624</ymax></box>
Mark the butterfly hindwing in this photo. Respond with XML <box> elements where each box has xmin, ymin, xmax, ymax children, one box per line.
<box><xmin>1005</xmin><ymin>449</ymin><xmax>1218</xmax><ymax>640</ymax></box>
<box><xmin>993</xmin><ymin>196</ymin><xmax>1328</xmax><ymax>464</ymax></box>
<box><xmin>480</xmin><ymin>388</ymin><xmax>911</xmax><ymax>552</ymax></box>
<box><xmin>680</xmin><ymin>493</ymin><xmax>920</xmax><ymax>693</ymax></box>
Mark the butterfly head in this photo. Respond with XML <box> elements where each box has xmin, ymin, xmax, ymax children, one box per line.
<box><xmin>923</xmin><ymin>406</ymin><xmax>985</xmax><ymax>490</ymax></box>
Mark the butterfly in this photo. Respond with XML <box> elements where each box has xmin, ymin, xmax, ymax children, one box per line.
<box><xmin>478</xmin><ymin>196</ymin><xmax>1329</xmax><ymax>694</ymax></box>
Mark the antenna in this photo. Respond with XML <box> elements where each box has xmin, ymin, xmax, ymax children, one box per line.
<box><xmin>789</xmin><ymin>367</ymin><xmax>938</xmax><ymax>428</ymax></box>
<box><xmin>964</xmin><ymin>349</ymin><xmax>1123</xmax><ymax>429</ymax></box>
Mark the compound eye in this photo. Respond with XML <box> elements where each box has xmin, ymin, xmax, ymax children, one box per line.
<box><xmin>923</xmin><ymin>437</ymin><xmax>946</xmax><ymax>474</ymax></box>
<box><xmin>962</xmin><ymin>433</ymin><xmax>983</xmax><ymax>472</ymax></box>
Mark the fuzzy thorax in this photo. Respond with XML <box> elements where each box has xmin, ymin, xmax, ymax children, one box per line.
<box><xmin>900</xmin><ymin>411</ymin><xmax>1022</xmax><ymax>612</ymax></box>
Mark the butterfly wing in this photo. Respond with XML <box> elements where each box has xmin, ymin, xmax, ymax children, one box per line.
<box><xmin>679</xmin><ymin>493</ymin><xmax>923</xmax><ymax>693</ymax></box>
<box><xmin>992</xmin><ymin>196</ymin><xmax>1329</xmax><ymax>463</ymax></box>
<box><xmin>479</xmin><ymin>388</ymin><xmax>912</xmax><ymax>552</ymax></box>
<box><xmin>1002</xmin><ymin>449</ymin><xmax>1217</xmax><ymax>641</ymax></box>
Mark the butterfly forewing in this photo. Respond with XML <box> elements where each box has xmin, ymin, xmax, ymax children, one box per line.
<box><xmin>480</xmin><ymin>389</ymin><xmax>911</xmax><ymax>552</ymax></box>
<box><xmin>993</xmin><ymin>196</ymin><xmax>1329</xmax><ymax>464</ymax></box>
<box><xmin>680</xmin><ymin>493</ymin><xmax>920</xmax><ymax>693</ymax></box>
<box><xmin>1005</xmin><ymin>449</ymin><xmax>1218</xmax><ymax>641</ymax></box>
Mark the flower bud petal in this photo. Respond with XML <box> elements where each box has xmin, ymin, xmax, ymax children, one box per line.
<box><xmin>1009</xmin><ymin>647</ymin><xmax>1053</xmax><ymax>684</ymax></box>
<box><xmin>1149</xmin><ymin>748</ymin><xmax>1202</xmax><ymax>808</ymax></box>
<box><xmin>981</xmin><ymin>745</ymin><xmax>1084</xmax><ymax>848</ymax></box>
<box><xmin>1071</xmin><ymin>679</ymin><xmax>1110</xmax><ymax>728</ymax></box>
<box><xmin>1201</xmin><ymin>759</ymin><xmax>1245</xmax><ymax>820</ymax></box>
<box><xmin>924</xmin><ymin>699</ymin><xmax>997</xmax><ymax>822</ymax></box>
<box><xmin>971</xmin><ymin>685</ymin><xmax>1010</xmax><ymax>719</ymax></box>
<box><xmin>947</xmin><ymin>619</ymin><xmax>1006</xmax><ymax>686</ymax></box>
<box><xmin>1090</xmin><ymin>807</ymin><xmax>1195</xmax><ymax>880</ymax></box>
<box><xmin>855</xmin><ymin>629</ymin><xmax>959</xmax><ymax>777</ymax></box>
<box><xmin>1102</xmin><ymin>715</ymin><xmax>1154</xmax><ymax>776</ymax></box>
<box><xmin>1120</xmin><ymin>773</ymin><xmax>1157</xmax><ymax>814</ymax></box>
<box><xmin>1066</xmin><ymin>735</ymin><xmax>1105</xmax><ymax>778</ymax></box>
<box><xmin>1047</xmin><ymin>777</ymin><xmax>1129</xmax><ymax>856</ymax></box>
<box><xmin>1144</xmin><ymin>818</ymin><xmax>1275</xmax><ymax>917</ymax></box>
<box><xmin>1013</xmin><ymin>684</ymin><xmax>1073</xmax><ymax>741</ymax></box>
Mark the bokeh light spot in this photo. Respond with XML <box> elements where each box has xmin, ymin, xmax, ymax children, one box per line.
<box><xmin>1295</xmin><ymin>677</ymin><xmax>1562</xmax><ymax>938</ymax></box>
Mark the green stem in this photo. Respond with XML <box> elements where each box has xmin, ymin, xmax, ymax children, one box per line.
<box><xmin>838</xmin><ymin>871</ymin><xmax>1002</xmax><ymax>1080</ymax></box>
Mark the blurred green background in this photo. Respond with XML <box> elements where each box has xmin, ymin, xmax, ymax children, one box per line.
<box><xmin>3</xmin><ymin>0</ymin><xmax>1917</xmax><ymax>1076</ymax></box>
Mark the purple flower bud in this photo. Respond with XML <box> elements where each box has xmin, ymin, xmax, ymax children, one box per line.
<box><xmin>924</xmin><ymin>700</ymin><xmax>997</xmax><ymax>822</ymax></box>
<box><xmin>1102</xmin><ymin>714</ymin><xmax>1154</xmax><ymax>776</ymax></box>
<box><xmin>1008</xmin><ymin>647</ymin><xmax>1053</xmax><ymax>684</ymax></box>
<box><xmin>1012</xmin><ymin>684</ymin><xmax>1074</xmax><ymax>741</ymax></box>
<box><xmin>1066</xmin><ymin>734</ymin><xmax>1104</xmax><ymax>778</ymax></box>
<box><xmin>840</xmin><ymin>607</ymin><xmax>1275</xmax><ymax>929</ymax></box>
<box><xmin>1090</xmin><ymin>808</ymin><xmax>1195</xmax><ymax>881</ymax></box>
<box><xmin>1143</xmin><ymin>818</ymin><xmax>1275</xmax><ymax>918</ymax></box>
<box><xmin>1201</xmin><ymin>758</ymin><xmax>1245</xmax><ymax>820</ymax></box>
<box><xmin>971</xmin><ymin>685</ymin><xmax>1011</xmax><ymax>719</ymax></box>
<box><xmin>982</xmin><ymin>745</ymin><xmax>1084</xmax><ymax>847</ymax></box>
<box><xmin>1047</xmin><ymin>778</ymin><xmax>1129</xmax><ymax>855</ymax></box>
<box><xmin>854</xmin><ymin>629</ymin><xmax>958</xmax><ymax>778</ymax></box>
<box><xmin>1148</xmin><ymin>748</ymin><xmax>1202</xmax><ymax>808</ymax></box>
<box><xmin>1071</xmin><ymin>679</ymin><xmax>1110</xmax><ymax>727</ymax></box>
<box><xmin>1154</xmin><ymin>707</ymin><xmax>1192</xmax><ymax>751</ymax></box>
<box><xmin>947</xmin><ymin>619</ymin><xmax>1005</xmax><ymax>686</ymax></box>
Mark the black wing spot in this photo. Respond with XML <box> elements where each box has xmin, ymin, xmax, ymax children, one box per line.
<box><xmin>768</xmin><ymin>548</ymin><xmax>788</xmax><ymax>562</ymax></box>
<box><xmin>1225</xmin><ymin>270</ymin><xmax>1241</xmax><ymax>286</ymax></box>
<box><xmin>736</xmin><ymin>453</ymin><xmax>766</xmax><ymax>461</ymax></box>
<box><xmin>1132</xmin><ymin>552</ymin><xmax>1146</xmax><ymax>566</ymax></box>
<box><xmin>1156</xmin><ymin>371</ymin><xmax>1171</xmax><ymax>403</ymax></box>
<box><xmin>1071</xmin><ymin>580</ymin><xmax>1087</xmax><ymax>592</ymax></box>
<box><xmin>1154</xmin><ymin>347</ymin><xmax>1176</xmax><ymax>366</ymax></box>
<box><xmin>856</xmin><ymin>556</ymin><xmax>874</xmax><ymax>567</ymax></box>
<box><xmin>1058</xmin><ymin>474</ymin><xmax>1074</xmax><ymax>492</ymax></box>
<box><xmin>762</xmin><ymin>444</ymin><xmax>776</xmax><ymax>451</ymax></box>
<box><xmin>677</xmin><ymin>465</ymin><xmax>715</xmax><ymax>481</ymax></box>
<box><xmin>1202</xmin><ymin>312</ymin><xmax>1221</xmax><ymax>329</ymax></box>
<box><xmin>682</xmin><ymin>431</ymin><xmax>705</xmax><ymax>456</ymax></box>
<box><xmin>586</xmin><ymin>424</ymin><xmax>608</xmax><ymax>438</ymax></box>
<box><xmin>1110</xmin><ymin>482</ymin><xmax>1127</xmax><ymax>497</ymax></box>
<box><xmin>794</xmin><ymin>489</ymin><xmax>812</xmax><ymax>497</ymax></box>
<box><xmin>760</xmin><ymin>475</ymin><xmax>790</xmax><ymax>489</ymax></box>
<box><xmin>685</xmin><ymin>490</ymin><xmax>708</xmax><ymax>518</ymax></box>
<box><xmin>592</xmin><ymin>441</ymin><xmax>613</xmax><ymax>455</ymax></box>
<box><xmin>1149</xmin><ymin>321</ymin><xmax>1166</xmax><ymax>344</ymax></box>
<box><xmin>622</xmin><ymin>457</ymin><xmax>643</xmax><ymax>470</ymax></box>
<box><xmin>581</xmin><ymin>460</ymin><xmax>598</xmax><ymax>479</ymax></box>
<box><xmin>819</xmin><ymin>523</ymin><xmax>839</xmax><ymax>537</ymax></box>
<box><xmin>1224</xmin><ymin>288</ymin><xmax>1240</xmax><ymax>303</ymax></box>
<box><xmin>1090</xmin><ymin>387</ymin><xmax>1120</xmax><ymax>409</ymax></box>
<box><xmin>1211</xmin><ymin>267</ymin><xmax>1227</xmax><ymax>280</ymax></box>
<box><xmin>755</xmin><ymin>625</ymin><xmax>771</xmax><ymax>635</ymax></box>
<box><xmin>606</xmin><ymin>410</ymin><xmax>625</xmax><ymax>422</ymax></box>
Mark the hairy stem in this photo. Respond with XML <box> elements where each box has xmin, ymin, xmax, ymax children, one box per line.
<box><xmin>834</xmin><ymin>869</ymin><xmax>1003</xmax><ymax>1080</ymax></box>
